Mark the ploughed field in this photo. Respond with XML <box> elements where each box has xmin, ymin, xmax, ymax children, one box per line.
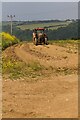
<box><xmin>2</xmin><ymin>41</ymin><xmax>78</xmax><ymax>118</ymax></box>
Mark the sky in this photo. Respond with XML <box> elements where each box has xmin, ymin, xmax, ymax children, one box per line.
<box><xmin>1</xmin><ymin>0</ymin><xmax>79</xmax><ymax>2</ymax></box>
<box><xmin>2</xmin><ymin>2</ymin><xmax>78</xmax><ymax>21</ymax></box>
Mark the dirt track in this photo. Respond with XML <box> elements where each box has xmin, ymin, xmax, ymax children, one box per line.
<box><xmin>3</xmin><ymin>43</ymin><xmax>78</xmax><ymax>118</ymax></box>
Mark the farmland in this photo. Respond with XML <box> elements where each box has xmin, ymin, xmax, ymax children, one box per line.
<box><xmin>2</xmin><ymin>20</ymin><xmax>77</xmax><ymax>41</ymax></box>
<box><xmin>17</xmin><ymin>21</ymin><xmax>70</xmax><ymax>30</ymax></box>
<box><xmin>2</xmin><ymin>19</ymin><xmax>79</xmax><ymax>118</ymax></box>
<box><xmin>2</xmin><ymin>1</ymin><xmax>79</xmax><ymax>118</ymax></box>
<box><xmin>2</xmin><ymin>39</ymin><xmax>78</xmax><ymax>118</ymax></box>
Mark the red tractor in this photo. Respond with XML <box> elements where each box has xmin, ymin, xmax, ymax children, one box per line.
<box><xmin>32</xmin><ymin>28</ymin><xmax>48</xmax><ymax>45</ymax></box>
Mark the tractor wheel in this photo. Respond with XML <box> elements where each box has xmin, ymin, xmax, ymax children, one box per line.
<box><xmin>34</xmin><ymin>38</ymin><xmax>38</xmax><ymax>45</ymax></box>
<box><xmin>45</xmin><ymin>38</ymin><xmax>48</xmax><ymax>45</ymax></box>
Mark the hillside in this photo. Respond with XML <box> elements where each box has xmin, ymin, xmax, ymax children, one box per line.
<box><xmin>2</xmin><ymin>20</ymin><xmax>78</xmax><ymax>41</ymax></box>
<box><xmin>17</xmin><ymin>21</ymin><xmax>69</xmax><ymax>30</ymax></box>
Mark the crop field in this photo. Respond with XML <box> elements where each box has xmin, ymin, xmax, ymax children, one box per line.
<box><xmin>17</xmin><ymin>21</ymin><xmax>70</xmax><ymax>30</ymax></box>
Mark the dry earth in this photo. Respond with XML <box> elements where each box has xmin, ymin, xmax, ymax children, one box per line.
<box><xmin>2</xmin><ymin>42</ymin><xmax>78</xmax><ymax>118</ymax></box>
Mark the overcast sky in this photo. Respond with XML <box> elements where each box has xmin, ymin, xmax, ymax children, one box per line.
<box><xmin>1</xmin><ymin>0</ymin><xmax>79</xmax><ymax>2</ymax></box>
<box><xmin>2</xmin><ymin>2</ymin><xmax>78</xmax><ymax>21</ymax></box>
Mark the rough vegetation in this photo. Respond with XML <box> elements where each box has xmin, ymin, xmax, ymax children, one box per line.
<box><xmin>1</xmin><ymin>32</ymin><xmax>19</xmax><ymax>50</ymax></box>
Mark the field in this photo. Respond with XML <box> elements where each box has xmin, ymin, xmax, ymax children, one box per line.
<box><xmin>3</xmin><ymin>21</ymin><xmax>70</xmax><ymax>30</ymax></box>
<box><xmin>2</xmin><ymin>40</ymin><xmax>78</xmax><ymax>118</ymax></box>
<box><xmin>17</xmin><ymin>21</ymin><xmax>69</xmax><ymax>30</ymax></box>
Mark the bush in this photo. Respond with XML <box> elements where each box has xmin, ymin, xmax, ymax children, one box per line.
<box><xmin>0</xmin><ymin>32</ymin><xmax>20</xmax><ymax>50</ymax></box>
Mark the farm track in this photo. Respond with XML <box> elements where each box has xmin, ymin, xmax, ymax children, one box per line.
<box><xmin>3</xmin><ymin>43</ymin><xmax>78</xmax><ymax>118</ymax></box>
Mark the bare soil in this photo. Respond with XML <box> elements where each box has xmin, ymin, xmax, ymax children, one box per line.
<box><xmin>2</xmin><ymin>43</ymin><xmax>78</xmax><ymax>118</ymax></box>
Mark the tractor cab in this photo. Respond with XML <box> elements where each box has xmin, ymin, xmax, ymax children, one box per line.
<box><xmin>33</xmin><ymin>28</ymin><xmax>48</xmax><ymax>45</ymax></box>
<box><xmin>34</xmin><ymin>28</ymin><xmax>44</xmax><ymax>33</ymax></box>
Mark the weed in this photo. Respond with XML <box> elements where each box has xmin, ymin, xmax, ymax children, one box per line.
<box><xmin>2</xmin><ymin>56</ymin><xmax>45</xmax><ymax>80</ymax></box>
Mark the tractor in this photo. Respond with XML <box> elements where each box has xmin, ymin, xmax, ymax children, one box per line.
<box><xmin>32</xmin><ymin>28</ymin><xmax>48</xmax><ymax>45</ymax></box>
